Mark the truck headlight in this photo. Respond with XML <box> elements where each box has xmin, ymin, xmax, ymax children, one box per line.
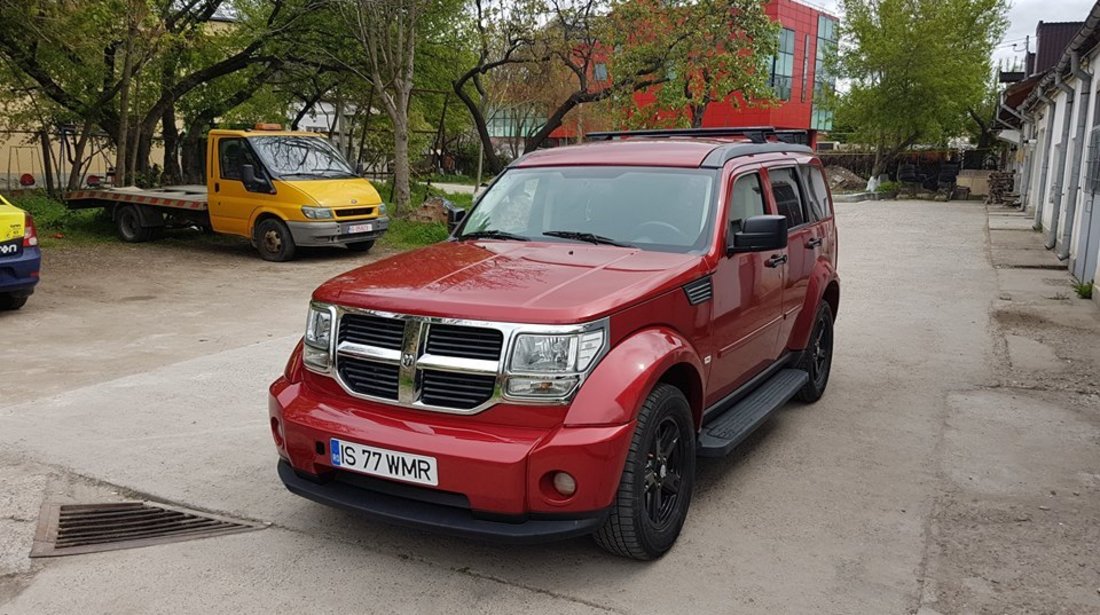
<box><xmin>303</xmin><ymin>302</ymin><xmax>335</xmax><ymax>372</ymax></box>
<box><xmin>505</xmin><ymin>325</ymin><xmax>606</xmax><ymax>400</ymax></box>
<box><xmin>301</xmin><ymin>206</ymin><xmax>333</xmax><ymax>219</ymax></box>
<box><xmin>377</xmin><ymin>203</ymin><xmax>387</xmax><ymax>215</ymax></box>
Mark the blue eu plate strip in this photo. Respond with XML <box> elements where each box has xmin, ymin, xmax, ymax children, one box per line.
<box><xmin>330</xmin><ymin>438</ymin><xmax>341</xmax><ymax>466</ymax></box>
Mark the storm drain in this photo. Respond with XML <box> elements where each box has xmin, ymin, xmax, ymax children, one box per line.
<box><xmin>31</xmin><ymin>502</ymin><xmax>263</xmax><ymax>558</ymax></box>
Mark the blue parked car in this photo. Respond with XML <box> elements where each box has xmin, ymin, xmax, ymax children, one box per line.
<box><xmin>0</xmin><ymin>194</ymin><xmax>40</xmax><ymax>310</ymax></box>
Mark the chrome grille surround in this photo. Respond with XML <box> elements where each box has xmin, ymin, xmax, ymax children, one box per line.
<box><xmin>312</xmin><ymin>306</ymin><xmax>608</xmax><ymax>415</ymax></box>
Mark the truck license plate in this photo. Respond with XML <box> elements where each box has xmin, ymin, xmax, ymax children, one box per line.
<box><xmin>346</xmin><ymin>223</ymin><xmax>373</xmax><ymax>234</ymax></box>
<box><xmin>330</xmin><ymin>437</ymin><xmax>438</xmax><ymax>486</ymax></box>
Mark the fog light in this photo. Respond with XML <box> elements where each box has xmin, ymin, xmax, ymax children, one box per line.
<box><xmin>552</xmin><ymin>472</ymin><xmax>576</xmax><ymax>497</ymax></box>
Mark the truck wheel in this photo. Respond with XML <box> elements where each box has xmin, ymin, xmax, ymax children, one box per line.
<box><xmin>345</xmin><ymin>240</ymin><xmax>375</xmax><ymax>253</ymax></box>
<box><xmin>795</xmin><ymin>301</ymin><xmax>834</xmax><ymax>402</ymax></box>
<box><xmin>255</xmin><ymin>218</ymin><xmax>297</xmax><ymax>262</ymax></box>
<box><xmin>594</xmin><ymin>383</ymin><xmax>695</xmax><ymax>560</ymax></box>
<box><xmin>116</xmin><ymin>205</ymin><xmax>153</xmax><ymax>243</ymax></box>
<box><xmin>0</xmin><ymin>294</ymin><xmax>28</xmax><ymax>311</ymax></box>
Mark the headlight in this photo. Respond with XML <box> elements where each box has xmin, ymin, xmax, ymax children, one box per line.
<box><xmin>505</xmin><ymin>325</ymin><xmax>606</xmax><ymax>400</ymax></box>
<box><xmin>377</xmin><ymin>203</ymin><xmax>387</xmax><ymax>215</ymax></box>
<box><xmin>301</xmin><ymin>206</ymin><xmax>333</xmax><ymax>219</ymax></box>
<box><xmin>303</xmin><ymin>302</ymin><xmax>335</xmax><ymax>372</ymax></box>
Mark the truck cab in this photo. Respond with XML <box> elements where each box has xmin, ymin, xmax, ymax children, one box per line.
<box><xmin>269</xmin><ymin>127</ymin><xmax>840</xmax><ymax>559</ymax></box>
<box><xmin>206</xmin><ymin>127</ymin><xmax>388</xmax><ymax>261</ymax></box>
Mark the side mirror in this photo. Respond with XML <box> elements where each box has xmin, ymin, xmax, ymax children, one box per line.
<box><xmin>241</xmin><ymin>164</ymin><xmax>273</xmax><ymax>193</ymax></box>
<box><xmin>447</xmin><ymin>208</ymin><xmax>467</xmax><ymax>233</ymax></box>
<box><xmin>728</xmin><ymin>215</ymin><xmax>788</xmax><ymax>254</ymax></box>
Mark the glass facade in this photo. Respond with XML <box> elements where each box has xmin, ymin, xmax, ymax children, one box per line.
<box><xmin>486</xmin><ymin>106</ymin><xmax>544</xmax><ymax>139</ymax></box>
<box><xmin>770</xmin><ymin>28</ymin><xmax>796</xmax><ymax>101</ymax></box>
<box><xmin>811</xmin><ymin>15</ymin><xmax>838</xmax><ymax>131</ymax></box>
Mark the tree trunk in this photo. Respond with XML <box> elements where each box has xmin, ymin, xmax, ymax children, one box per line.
<box><xmin>452</xmin><ymin>79</ymin><xmax>502</xmax><ymax>173</ymax></box>
<box><xmin>39</xmin><ymin>131</ymin><xmax>56</xmax><ymax>198</ymax></box>
<box><xmin>67</xmin><ymin>123</ymin><xmax>93</xmax><ymax>191</ymax></box>
<box><xmin>162</xmin><ymin>103</ymin><xmax>181</xmax><ymax>184</ymax></box>
<box><xmin>392</xmin><ymin>112</ymin><xmax>411</xmax><ymax>212</ymax></box>
<box><xmin>114</xmin><ymin>24</ymin><xmax>136</xmax><ymax>186</ymax></box>
<box><xmin>691</xmin><ymin>104</ymin><xmax>706</xmax><ymax>128</ymax></box>
<box><xmin>180</xmin><ymin>126</ymin><xmax>207</xmax><ymax>185</ymax></box>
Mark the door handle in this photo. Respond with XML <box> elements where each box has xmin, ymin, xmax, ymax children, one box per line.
<box><xmin>765</xmin><ymin>254</ymin><xmax>788</xmax><ymax>268</ymax></box>
<box><xmin>805</xmin><ymin>237</ymin><xmax>823</xmax><ymax>248</ymax></box>
<box><xmin>214</xmin><ymin>182</ymin><xmax>220</xmax><ymax>193</ymax></box>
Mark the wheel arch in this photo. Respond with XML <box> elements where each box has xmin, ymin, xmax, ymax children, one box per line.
<box><xmin>249</xmin><ymin>209</ymin><xmax>287</xmax><ymax>239</ymax></box>
<box><xmin>787</xmin><ymin>263</ymin><xmax>839</xmax><ymax>351</ymax></box>
<box><xmin>657</xmin><ymin>362</ymin><xmax>705</xmax><ymax>430</ymax></box>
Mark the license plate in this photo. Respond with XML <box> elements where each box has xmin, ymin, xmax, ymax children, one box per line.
<box><xmin>330</xmin><ymin>437</ymin><xmax>438</xmax><ymax>486</ymax></box>
<box><xmin>0</xmin><ymin>239</ymin><xmax>21</xmax><ymax>258</ymax></box>
<box><xmin>346</xmin><ymin>223</ymin><xmax>373</xmax><ymax>234</ymax></box>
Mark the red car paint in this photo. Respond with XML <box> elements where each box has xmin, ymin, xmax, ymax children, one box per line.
<box><xmin>270</xmin><ymin>136</ymin><xmax>839</xmax><ymax>535</ymax></box>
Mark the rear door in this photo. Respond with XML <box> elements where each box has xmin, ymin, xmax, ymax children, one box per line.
<box><xmin>763</xmin><ymin>165</ymin><xmax>815</xmax><ymax>351</ymax></box>
<box><xmin>708</xmin><ymin>170</ymin><xmax>786</xmax><ymax>403</ymax></box>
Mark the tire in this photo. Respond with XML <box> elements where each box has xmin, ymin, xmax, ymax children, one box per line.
<box><xmin>594</xmin><ymin>383</ymin><xmax>695</xmax><ymax>560</ymax></box>
<box><xmin>795</xmin><ymin>301</ymin><xmax>834</xmax><ymax>402</ymax></box>
<box><xmin>254</xmin><ymin>218</ymin><xmax>297</xmax><ymax>262</ymax></box>
<box><xmin>116</xmin><ymin>205</ymin><xmax>154</xmax><ymax>243</ymax></box>
<box><xmin>0</xmin><ymin>294</ymin><xmax>28</xmax><ymax>311</ymax></box>
<box><xmin>345</xmin><ymin>240</ymin><xmax>375</xmax><ymax>253</ymax></box>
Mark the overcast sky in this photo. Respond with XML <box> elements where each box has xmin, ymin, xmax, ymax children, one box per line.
<box><xmin>812</xmin><ymin>0</ymin><xmax>1096</xmax><ymax>70</ymax></box>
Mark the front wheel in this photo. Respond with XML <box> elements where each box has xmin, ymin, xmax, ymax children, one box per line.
<box><xmin>254</xmin><ymin>218</ymin><xmax>297</xmax><ymax>262</ymax></box>
<box><xmin>0</xmin><ymin>294</ymin><xmax>28</xmax><ymax>311</ymax></box>
<box><xmin>594</xmin><ymin>383</ymin><xmax>695</xmax><ymax>560</ymax></box>
<box><xmin>795</xmin><ymin>301</ymin><xmax>834</xmax><ymax>402</ymax></box>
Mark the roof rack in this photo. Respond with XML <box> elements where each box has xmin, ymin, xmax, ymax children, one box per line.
<box><xmin>585</xmin><ymin>126</ymin><xmax>810</xmax><ymax>145</ymax></box>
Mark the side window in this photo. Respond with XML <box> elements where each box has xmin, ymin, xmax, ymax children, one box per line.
<box><xmin>728</xmin><ymin>173</ymin><xmax>765</xmax><ymax>233</ymax></box>
<box><xmin>768</xmin><ymin>167</ymin><xmax>807</xmax><ymax>229</ymax></box>
<box><xmin>219</xmin><ymin>138</ymin><xmax>245</xmax><ymax>181</ymax></box>
<box><xmin>799</xmin><ymin>164</ymin><xmax>832</xmax><ymax>221</ymax></box>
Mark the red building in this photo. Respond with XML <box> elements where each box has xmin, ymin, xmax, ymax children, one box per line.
<box><xmin>548</xmin><ymin>0</ymin><xmax>838</xmax><ymax>145</ymax></box>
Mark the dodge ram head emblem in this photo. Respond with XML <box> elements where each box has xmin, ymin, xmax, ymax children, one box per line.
<box><xmin>401</xmin><ymin>353</ymin><xmax>414</xmax><ymax>368</ymax></box>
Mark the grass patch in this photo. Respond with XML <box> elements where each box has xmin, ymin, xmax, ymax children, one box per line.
<box><xmin>379</xmin><ymin>218</ymin><xmax>449</xmax><ymax>251</ymax></box>
<box><xmin>1073</xmin><ymin>281</ymin><xmax>1094</xmax><ymax>300</ymax></box>
<box><xmin>9</xmin><ymin>192</ymin><xmax>115</xmax><ymax>247</ymax></box>
<box><xmin>430</xmin><ymin>173</ymin><xmax>479</xmax><ymax>186</ymax></box>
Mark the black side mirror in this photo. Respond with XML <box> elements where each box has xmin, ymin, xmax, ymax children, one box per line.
<box><xmin>241</xmin><ymin>164</ymin><xmax>273</xmax><ymax>193</ymax></box>
<box><xmin>728</xmin><ymin>215</ymin><xmax>788</xmax><ymax>254</ymax></box>
<box><xmin>447</xmin><ymin>208</ymin><xmax>467</xmax><ymax>233</ymax></box>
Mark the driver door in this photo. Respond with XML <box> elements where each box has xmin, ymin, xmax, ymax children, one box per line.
<box><xmin>210</xmin><ymin>137</ymin><xmax>268</xmax><ymax>237</ymax></box>
<box><xmin>707</xmin><ymin>171</ymin><xmax>786</xmax><ymax>404</ymax></box>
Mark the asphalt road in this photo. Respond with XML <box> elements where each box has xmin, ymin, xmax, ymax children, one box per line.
<box><xmin>1</xmin><ymin>201</ymin><xmax>1097</xmax><ymax>614</ymax></box>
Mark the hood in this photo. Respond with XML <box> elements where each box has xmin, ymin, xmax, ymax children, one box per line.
<box><xmin>314</xmin><ymin>241</ymin><xmax>707</xmax><ymax>324</ymax></box>
<box><xmin>275</xmin><ymin>178</ymin><xmax>383</xmax><ymax>208</ymax></box>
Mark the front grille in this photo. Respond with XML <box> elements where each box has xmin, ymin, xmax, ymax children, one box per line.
<box><xmin>338</xmin><ymin>357</ymin><xmax>400</xmax><ymax>400</ymax></box>
<box><xmin>335</xmin><ymin>207</ymin><xmax>375</xmax><ymax>218</ymax></box>
<box><xmin>339</xmin><ymin>314</ymin><xmax>405</xmax><ymax>350</ymax></box>
<box><xmin>426</xmin><ymin>324</ymin><xmax>503</xmax><ymax>360</ymax></box>
<box><xmin>420</xmin><ymin>370</ymin><xmax>497</xmax><ymax>409</ymax></box>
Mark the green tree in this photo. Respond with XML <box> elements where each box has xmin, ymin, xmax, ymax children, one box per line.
<box><xmin>836</xmin><ymin>0</ymin><xmax>1008</xmax><ymax>176</ymax></box>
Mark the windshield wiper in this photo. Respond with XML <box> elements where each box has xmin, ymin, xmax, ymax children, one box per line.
<box><xmin>543</xmin><ymin>230</ymin><xmax>634</xmax><ymax>248</ymax></box>
<box><xmin>460</xmin><ymin>229</ymin><xmax>529</xmax><ymax>242</ymax></box>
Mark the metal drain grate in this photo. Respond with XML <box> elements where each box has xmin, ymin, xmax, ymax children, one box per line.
<box><xmin>31</xmin><ymin>502</ymin><xmax>262</xmax><ymax>558</ymax></box>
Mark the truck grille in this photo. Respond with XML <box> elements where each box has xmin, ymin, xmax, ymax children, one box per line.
<box><xmin>421</xmin><ymin>370</ymin><xmax>497</xmax><ymax>409</ymax></box>
<box><xmin>333</xmin><ymin>311</ymin><xmax>506</xmax><ymax>413</ymax></box>
<box><xmin>339</xmin><ymin>314</ymin><xmax>405</xmax><ymax>350</ymax></box>
<box><xmin>335</xmin><ymin>207</ymin><xmax>375</xmax><ymax>218</ymax></box>
<box><xmin>338</xmin><ymin>357</ymin><xmax>400</xmax><ymax>400</ymax></box>
<box><xmin>426</xmin><ymin>324</ymin><xmax>503</xmax><ymax>360</ymax></box>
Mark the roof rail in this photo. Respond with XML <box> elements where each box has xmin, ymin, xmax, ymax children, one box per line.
<box><xmin>585</xmin><ymin>126</ymin><xmax>811</xmax><ymax>145</ymax></box>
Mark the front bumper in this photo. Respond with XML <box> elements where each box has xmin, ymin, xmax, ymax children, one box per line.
<box><xmin>0</xmin><ymin>246</ymin><xmax>40</xmax><ymax>295</ymax></box>
<box><xmin>287</xmin><ymin>217</ymin><xmax>389</xmax><ymax>247</ymax></box>
<box><xmin>278</xmin><ymin>460</ymin><xmax>608</xmax><ymax>543</ymax></box>
<box><xmin>270</xmin><ymin>374</ymin><xmax>635</xmax><ymax>540</ymax></box>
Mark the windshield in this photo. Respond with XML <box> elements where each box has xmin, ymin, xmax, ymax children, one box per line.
<box><xmin>247</xmin><ymin>135</ymin><xmax>356</xmax><ymax>180</ymax></box>
<box><xmin>458</xmin><ymin>166</ymin><xmax>717</xmax><ymax>253</ymax></box>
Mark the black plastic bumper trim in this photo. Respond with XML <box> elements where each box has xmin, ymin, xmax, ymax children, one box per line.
<box><xmin>277</xmin><ymin>460</ymin><xmax>607</xmax><ymax>544</ymax></box>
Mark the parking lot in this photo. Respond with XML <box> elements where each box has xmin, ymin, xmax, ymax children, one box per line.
<box><xmin>2</xmin><ymin>200</ymin><xmax>1098</xmax><ymax>614</ymax></box>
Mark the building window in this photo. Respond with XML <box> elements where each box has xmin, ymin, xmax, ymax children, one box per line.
<box><xmin>594</xmin><ymin>63</ymin><xmax>608</xmax><ymax>82</ymax></box>
<box><xmin>770</xmin><ymin>28</ymin><xmax>795</xmax><ymax>101</ymax></box>
<box><xmin>811</xmin><ymin>15</ymin><xmax>838</xmax><ymax>131</ymax></box>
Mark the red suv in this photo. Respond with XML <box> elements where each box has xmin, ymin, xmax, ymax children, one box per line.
<box><xmin>270</xmin><ymin>127</ymin><xmax>839</xmax><ymax>560</ymax></box>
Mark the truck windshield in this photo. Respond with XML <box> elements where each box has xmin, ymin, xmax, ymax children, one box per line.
<box><xmin>247</xmin><ymin>136</ymin><xmax>357</xmax><ymax>180</ymax></box>
<box><xmin>458</xmin><ymin>166</ymin><xmax>717</xmax><ymax>253</ymax></box>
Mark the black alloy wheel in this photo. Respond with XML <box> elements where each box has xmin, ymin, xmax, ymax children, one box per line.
<box><xmin>795</xmin><ymin>301</ymin><xmax>834</xmax><ymax>402</ymax></box>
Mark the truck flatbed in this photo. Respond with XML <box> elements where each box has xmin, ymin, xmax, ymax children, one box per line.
<box><xmin>65</xmin><ymin>186</ymin><xmax>208</xmax><ymax>211</ymax></box>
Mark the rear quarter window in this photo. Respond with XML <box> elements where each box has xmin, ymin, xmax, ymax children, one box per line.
<box><xmin>800</xmin><ymin>165</ymin><xmax>832</xmax><ymax>221</ymax></box>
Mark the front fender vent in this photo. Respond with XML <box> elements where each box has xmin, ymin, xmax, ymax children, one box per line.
<box><xmin>683</xmin><ymin>276</ymin><xmax>713</xmax><ymax>305</ymax></box>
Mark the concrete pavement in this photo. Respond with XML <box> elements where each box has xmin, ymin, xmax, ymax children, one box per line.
<box><xmin>1</xmin><ymin>200</ymin><xmax>1098</xmax><ymax>614</ymax></box>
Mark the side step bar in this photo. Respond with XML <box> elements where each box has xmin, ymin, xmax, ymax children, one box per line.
<box><xmin>697</xmin><ymin>369</ymin><xmax>809</xmax><ymax>458</ymax></box>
